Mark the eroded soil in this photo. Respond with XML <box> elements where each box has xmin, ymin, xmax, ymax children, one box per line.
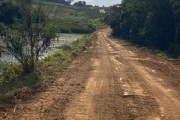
<box><xmin>1</xmin><ymin>27</ymin><xmax>180</xmax><ymax>120</ymax></box>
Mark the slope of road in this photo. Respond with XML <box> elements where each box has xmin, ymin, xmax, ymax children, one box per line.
<box><xmin>2</xmin><ymin>27</ymin><xmax>180</xmax><ymax>120</ymax></box>
<box><xmin>64</xmin><ymin>27</ymin><xmax>180</xmax><ymax>120</ymax></box>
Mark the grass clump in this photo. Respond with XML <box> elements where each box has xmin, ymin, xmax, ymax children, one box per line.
<box><xmin>157</xmin><ymin>52</ymin><xmax>168</xmax><ymax>59</ymax></box>
<box><xmin>156</xmin><ymin>52</ymin><xmax>175</xmax><ymax>61</ymax></box>
<box><xmin>53</xmin><ymin>50</ymin><xmax>65</xmax><ymax>57</ymax></box>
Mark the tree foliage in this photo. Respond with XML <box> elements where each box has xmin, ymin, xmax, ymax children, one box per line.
<box><xmin>73</xmin><ymin>1</ymin><xmax>86</xmax><ymax>7</ymax></box>
<box><xmin>0</xmin><ymin>0</ymin><xmax>57</xmax><ymax>73</ymax></box>
<box><xmin>105</xmin><ymin>0</ymin><xmax>180</xmax><ymax>57</ymax></box>
<box><xmin>41</xmin><ymin>0</ymin><xmax>73</xmax><ymax>5</ymax></box>
<box><xmin>0</xmin><ymin>1</ymin><xmax>21</xmax><ymax>25</ymax></box>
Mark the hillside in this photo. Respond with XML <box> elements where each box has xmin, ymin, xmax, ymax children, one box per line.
<box><xmin>39</xmin><ymin>1</ymin><xmax>111</xmax><ymax>33</ymax></box>
<box><xmin>42</xmin><ymin>2</ymin><xmax>110</xmax><ymax>21</ymax></box>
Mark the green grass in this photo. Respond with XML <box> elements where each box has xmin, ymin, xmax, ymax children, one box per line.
<box><xmin>157</xmin><ymin>52</ymin><xmax>176</xmax><ymax>61</ymax></box>
<box><xmin>0</xmin><ymin>61</ymin><xmax>8</xmax><ymax>73</ymax></box>
<box><xmin>157</xmin><ymin>52</ymin><xmax>168</xmax><ymax>59</ymax></box>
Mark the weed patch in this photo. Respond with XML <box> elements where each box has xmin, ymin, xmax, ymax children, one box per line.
<box><xmin>157</xmin><ymin>52</ymin><xmax>168</xmax><ymax>59</ymax></box>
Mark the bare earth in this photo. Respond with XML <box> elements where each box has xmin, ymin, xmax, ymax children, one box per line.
<box><xmin>2</xmin><ymin>27</ymin><xmax>180</xmax><ymax>120</ymax></box>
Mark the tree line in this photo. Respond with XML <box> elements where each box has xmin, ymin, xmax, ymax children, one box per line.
<box><xmin>41</xmin><ymin>0</ymin><xmax>74</xmax><ymax>5</ymax></box>
<box><xmin>105</xmin><ymin>0</ymin><xmax>180</xmax><ymax>57</ymax></box>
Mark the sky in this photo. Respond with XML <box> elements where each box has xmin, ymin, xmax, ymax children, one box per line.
<box><xmin>73</xmin><ymin>0</ymin><xmax>122</xmax><ymax>7</ymax></box>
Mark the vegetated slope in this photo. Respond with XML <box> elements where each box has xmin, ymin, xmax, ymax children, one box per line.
<box><xmin>42</xmin><ymin>1</ymin><xmax>109</xmax><ymax>19</ymax></box>
<box><xmin>42</xmin><ymin>1</ymin><xmax>110</xmax><ymax>33</ymax></box>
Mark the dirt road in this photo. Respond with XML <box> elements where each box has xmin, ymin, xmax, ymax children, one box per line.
<box><xmin>64</xmin><ymin>27</ymin><xmax>180</xmax><ymax>120</ymax></box>
<box><xmin>3</xmin><ymin>27</ymin><xmax>180</xmax><ymax>120</ymax></box>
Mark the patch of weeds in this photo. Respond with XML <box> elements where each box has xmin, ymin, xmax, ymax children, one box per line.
<box><xmin>168</xmin><ymin>58</ymin><xmax>176</xmax><ymax>61</ymax></box>
<box><xmin>1</xmin><ymin>64</ymin><xmax>23</xmax><ymax>85</ymax></box>
<box><xmin>72</xmin><ymin>39</ymin><xmax>80</xmax><ymax>46</ymax></box>
<box><xmin>157</xmin><ymin>52</ymin><xmax>168</xmax><ymax>59</ymax></box>
<box><xmin>53</xmin><ymin>50</ymin><xmax>65</xmax><ymax>57</ymax></box>
<box><xmin>54</xmin><ymin>56</ymin><xmax>72</xmax><ymax>72</ymax></box>
<box><xmin>157</xmin><ymin>52</ymin><xmax>176</xmax><ymax>61</ymax></box>
<box><xmin>54</xmin><ymin>65</ymin><xmax>63</xmax><ymax>72</ymax></box>
<box><xmin>38</xmin><ymin>74</ymin><xmax>48</xmax><ymax>81</ymax></box>
<box><xmin>45</xmin><ymin>61</ymin><xmax>53</xmax><ymax>66</ymax></box>
<box><xmin>21</xmin><ymin>72</ymin><xmax>44</xmax><ymax>87</ymax></box>
<box><xmin>63</xmin><ymin>57</ymin><xmax>72</xmax><ymax>65</ymax></box>
<box><xmin>0</xmin><ymin>61</ymin><xmax>8</xmax><ymax>73</ymax></box>
<box><xmin>44</xmin><ymin>55</ymin><xmax>52</xmax><ymax>62</ymax></box>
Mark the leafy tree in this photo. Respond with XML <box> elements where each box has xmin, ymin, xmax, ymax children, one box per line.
<box><xmin>106</xmin><ymin>0</ymin><xmax>179</xmax><ymax>56</ymax></box>
<box><xmin>0</xmin><ymin>1</ymin><xmax>21</xmax><ymax>25</ymax></box>
<box><xmin>73</xmin><ymin>1</ymin><xmax>86</xmax><ymax>7</ymax></box>
<box><xmin>1</xmin><ymin>0</ymin><xmax>57</xmax><ymax>73</ymax></box>
<box><xmin>170</xmin><ymin>0</ymin><xmax>180</xmax><ymax>44</ymax></box>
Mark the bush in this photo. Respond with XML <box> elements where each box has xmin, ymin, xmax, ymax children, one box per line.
<box><xmin>53</xmin><ymin>50</ymin><xmax>65</xmax><ymax>57</ymax></box>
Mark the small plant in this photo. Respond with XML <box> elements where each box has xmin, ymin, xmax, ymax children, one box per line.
<box><xmin>3</xmin><ymin>64</ymin><xmax>23</xmax><ymax>82</ymax></box>
<box><xmin>157</xmin><ymin>52</ymin><xmax>168</xmax><ymax>59</ymax></box>
<box><xmin>44</xmin><ymin>55</ymin><xmax>52</xmax><ymax>62</ymax></box>
<box><xmin>53</xmin><ymin>50</ymin><xmax>65</xmax><ymax>57</ymax></box>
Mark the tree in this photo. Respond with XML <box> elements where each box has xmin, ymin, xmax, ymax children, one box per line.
<box><xmin>1</xmin><ymin>0</ymin><xmax>57</xmax><ymax>73</ymax></box>
<box><xmin>73</xmin><ymin>1</ymin><xmax>86</xmax><ymax>7</ymax></box>
<box><xmin>106</xmin><ymin>0</ymin><xmax>176</xmax><ymax>53</ymax></box>
<box><xmin>0</xmin><ymin>0</ymin><xmax>21</xmax><ymax>25</ymax></box>
<box><xmin>170</xmin><ymin>0</ymin><xmax>180</xmax><ymax>44</ymax></box>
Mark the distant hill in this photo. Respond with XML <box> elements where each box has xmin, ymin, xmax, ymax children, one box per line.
<box><xmin>40</xmin><ymin>1</ymin><xmax>110</xmax><ymax>19</ymax></box>
<box><xmin>34</xmin><ymin>0</ymin><xmax>111</xmax><ymax>33</ymax></box>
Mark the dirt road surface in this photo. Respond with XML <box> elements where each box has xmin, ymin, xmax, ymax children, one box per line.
<box><xmin>3</xmin><ymin>27</ymin><xmax>180</xmax><ymax>120</ymax></box>
<box><xmin>64</xmin><ymin>27</ymin><xmax>180</xmax><ymax>120</ymax></box>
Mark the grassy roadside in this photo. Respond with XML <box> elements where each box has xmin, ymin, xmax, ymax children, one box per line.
<box><xmin>0</xmin><ymin>32</ymin><xmax>95</xmax><ymax>105</ymax></box>
<box><xmin>112</xmin><ymin>37</ymin><xmax>179</xmax><ymax>61</ymax></box>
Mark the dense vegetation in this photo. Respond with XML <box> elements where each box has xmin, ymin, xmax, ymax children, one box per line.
<box><xmin>44</xmin><ymin>2</ymin><xmax>109</xmax><ymax>33</ymax></box>
<box><xmin>40</xmin><ymin>0</ymin><xmax>73</xmax><ymax>5</ymax></box>
<box><xmin>0</xmin><ymin>0</ymin><xmax>104</xmax><ymax>96</ymax></box>
<box><xmin>0</xmin><ymin>0</ymin><xmax>57</xmax><ymax>73</ymax></box>
<box><xmin>105</xmin><ymin>0</ymin><xmax>180</xmax><ymax>57</ymax></box>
